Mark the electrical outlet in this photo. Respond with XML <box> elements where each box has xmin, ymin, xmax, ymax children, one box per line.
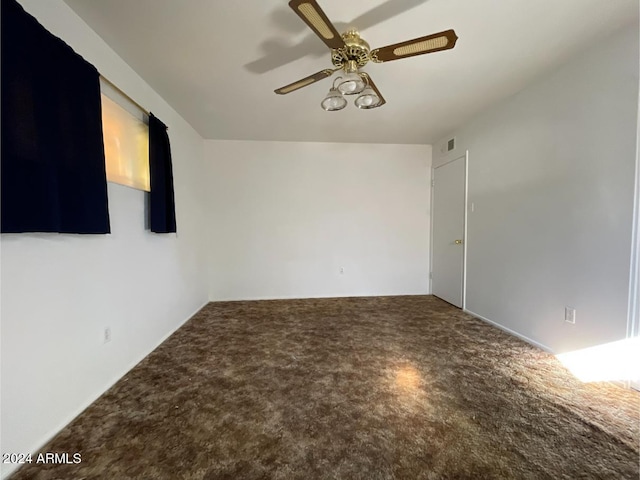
<box><xmin>339</xmin><ymin>267</ymin><xmax>345</xmax><ymax>275</ymax></box>
<box><xmin>564</xmin><ymin>307</ymin><xmax>576</xmax><ymax>324</ymax></box>
<box><xmin>103</xmin><ymin>326</ymin><xmax>112</xmax><ymax>343</ymax></box>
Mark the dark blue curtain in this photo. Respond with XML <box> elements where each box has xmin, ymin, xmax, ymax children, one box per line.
<box><xmin>1</xmin><ymin>0</ymin><xmax>110</xmax><ymax>234</ymax></box>
<box><xmin>148</xmin><ymin>113</ymin><xmax>177</xmax><ymax>233</ymax></box>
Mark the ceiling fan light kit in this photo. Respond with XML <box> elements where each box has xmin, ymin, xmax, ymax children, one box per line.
<box><xmin>274</xmin><ymin>0</ymin><xmax>458</xmax><ymax>111</ymax></box>
<box><xmin>321</xmin><ymin>72</ymin><xmax>382</xmax><ymax>111</ymax></box>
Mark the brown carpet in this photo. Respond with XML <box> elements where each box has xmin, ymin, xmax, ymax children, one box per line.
<box><xmin>11</xmin><ymin>295</ymin><xmax>639</xmax><ymax>479</ymax></box>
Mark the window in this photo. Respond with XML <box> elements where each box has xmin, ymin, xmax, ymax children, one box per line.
<box><xmin>100</xmin><ymin>88</ymin><xmax>149</xmax><ymax>192</ymax></box>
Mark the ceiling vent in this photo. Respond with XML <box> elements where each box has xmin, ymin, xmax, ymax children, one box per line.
<box><xmin>447</xmin><ymin>138</ymin><xmax>456</xmax><ymax>152</ymax></box>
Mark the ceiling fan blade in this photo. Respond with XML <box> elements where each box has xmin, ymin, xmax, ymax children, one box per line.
<box><xmin>370</xmin><ymin>29</ymin><xmax>458</xmax><ymax>63</ymax></box>
<box><xmin>244</xmin><ymin>0</ymin><xmax>429</xmax><ymax>74</ymax></box>
<box><xmin>360</xmin><ymin>73</ymin><xmax>386</xmax><ymax>108</ymax></box>
<box><xmin>274</xmin><ymin>68</ymin><xmax>336</xmax><ymax>95</ymax></box>
<box><xmin>288</xmin><ymin>0</ymin><xmax>345</xmax><ymax>50</ymax></box>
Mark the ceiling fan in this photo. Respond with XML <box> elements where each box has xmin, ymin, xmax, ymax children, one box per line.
<box><xmin>274</xmin><ymin>0</ymin><xmax>458</xmax><ymax>111</ymax></box>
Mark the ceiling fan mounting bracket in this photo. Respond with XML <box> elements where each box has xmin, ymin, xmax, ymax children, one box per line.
<box><xmin>331</xmin><ymin>30</ymin><xmax>371</xmax><ymax>69</ymax></box>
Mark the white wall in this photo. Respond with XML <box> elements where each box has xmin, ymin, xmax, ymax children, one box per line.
<box><xmin>0</xmin><ymin>2</ymin><xmax>208</xmax><ymax>477</ymax></box>
<box><xmin>205</xmin><ymin>141</ymin><xmax>431</xmax><ymax>301</ymax></box>
<box><xmin>433</xmin><ymin>25</ymin><xmax>639</xmax><ymax>354</ymax></box>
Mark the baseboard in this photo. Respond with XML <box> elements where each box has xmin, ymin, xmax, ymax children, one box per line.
<box><xmin>1</xmin><ymin>300</ymin><xmax>208</xmax><ymax>480</ymax></box>
<box><xmin>464</xmin><ymin>310</ymin><xmax>640</xmax><ymax>391</ymax></box>
<box><xmin>208</xmin><ymin>292</ymin><xmax>430</xmax><ymax>302</ymax></box>
<box><xmin>464</xmin><ymin>308</ymin><xmax>554</xmax><ymax>354</ymax></box>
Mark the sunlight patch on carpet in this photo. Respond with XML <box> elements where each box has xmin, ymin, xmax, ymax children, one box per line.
<box><xmin>395</xmin><ymin>364</ymin><xmax>422</xmax><ymax>391</ymax></box>
<box><xmin>557</xmin><ymin>336</ymin><xmax>640</xmax><ymax>383</ymax></box>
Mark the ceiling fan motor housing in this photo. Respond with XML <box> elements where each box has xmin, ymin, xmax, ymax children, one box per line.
<box><xmin>331</xmin><ymin>30</ymin><xmax>371</xmax><ymax>69</ymax></box>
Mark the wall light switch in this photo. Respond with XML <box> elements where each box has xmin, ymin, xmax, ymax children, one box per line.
<box><xmin>564</xmin><ymin>307</ymin><xmax>576</xmax><ymax>324</ymax></box>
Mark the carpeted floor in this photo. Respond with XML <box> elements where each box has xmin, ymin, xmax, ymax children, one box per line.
<box><xmin>11</xmin><ymin>295</ymin><xmax>639</xmax><ymax>479</ymax></box>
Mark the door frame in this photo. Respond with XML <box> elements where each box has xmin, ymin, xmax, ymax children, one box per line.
<box><xmin>626</xmin><ymin>106</ymin><xmax>640</xmax><ymax>391</ymax></box>
<box><xmin>429</xmin><ymin>151</ymin><xmax>469</xmax><ymax>309</ymax></box>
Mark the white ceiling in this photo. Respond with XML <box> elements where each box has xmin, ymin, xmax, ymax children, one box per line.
<box><xmin>63</xmin><ymin>0</ymin><xmax>637</xmax><ymax>144</ymax></box>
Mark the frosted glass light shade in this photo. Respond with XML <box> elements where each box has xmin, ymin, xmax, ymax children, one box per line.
<box><xmin>337</xmin><ymin>72</ymin><xmax>366</xmax><ymax>95</ymax></box>
<box><xmin>321</xmin><ymin>88</ymin><xmax>347</xmax><ymax>111</ymax></box>
<box><xmin>355</xmin><ymin>86</ymin><xmax>380</xmax><ymax>109</ymax></box>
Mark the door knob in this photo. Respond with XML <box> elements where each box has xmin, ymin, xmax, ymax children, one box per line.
<box><xmin>454</xmin><ymin>239</ymin><xmax>463</xmax><ymax>245</ymax></box>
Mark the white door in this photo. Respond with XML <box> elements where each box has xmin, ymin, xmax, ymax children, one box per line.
<box><xmin>432</xmin><ymin>156</ymin><xmax>466</xmax><ymax>307</ymax></box>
